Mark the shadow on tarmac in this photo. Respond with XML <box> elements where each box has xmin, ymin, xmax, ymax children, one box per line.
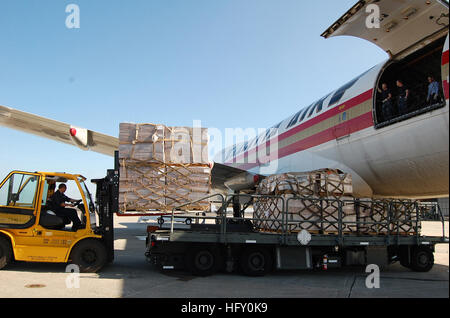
<box><xmin>3</xmin><ymin>219</ymin><xmax>449</xmax><ymax>298</ymax></box>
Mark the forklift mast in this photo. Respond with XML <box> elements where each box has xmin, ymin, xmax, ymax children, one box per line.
<box><xmin>91</xmin><ymin>151</ymin><xmax>120</xmax><ymax>263</ymax></box>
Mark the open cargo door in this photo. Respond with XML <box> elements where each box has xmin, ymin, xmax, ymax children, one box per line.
<box><xmin>321</xmin><ymin>0</ymin><xmax>449</xmax><ymax>58</ymax></box>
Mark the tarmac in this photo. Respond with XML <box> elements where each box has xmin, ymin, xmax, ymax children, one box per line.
<box><xmin>0</xmin><ymin>217</ymin><xmax>448</xmax><ymax>298</ymax></box>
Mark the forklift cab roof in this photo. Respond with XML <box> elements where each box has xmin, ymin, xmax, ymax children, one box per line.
<box><xmin>37</xmin><ymin>172</ymin><xmax>86</xmax><ymax>182</ymax></box>
<box><xmin>321</xmin><ymin>0</ymin><xmax>449</xmax><ymax>58</ymax></box>
<box><xmin>44</xmin><ymin>175</ymin><xmax>69</xmax><ymax>183</ymax></box>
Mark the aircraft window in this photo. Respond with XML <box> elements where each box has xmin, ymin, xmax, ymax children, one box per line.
<box><xmin>307</xmin><ymin>105</ymin><xmax>318</xmax><ymax>118</ymax></box>
<box><xmin>286</xmin><ymin>110</ymin><xmax>303</xmax><ymax>129</ymax></box>
<box><xmin>316</xmin><ymin>95</ymin><xmax>330</xmax><ymax>113</ymax></box>
<box><xmin>311</xmin><ymin>95</ymin><xmax>329</xmax><ymax>116</ymax></box>
<box><xmin>316</xmin><ymin>103</ymin><xmax>322</xmax><ymax>113</ymax></box>
<box><xmin>328</xmin><ymin>79</ymin><xmax>358</xmax><ymax>107</ymax></box>
<box><xmin>374</xmin><ymin>36</ymin><xmax>446</xmax><ymax>129</ymax></box>
<box><xmin>268</xmin><ymin>122</ymin><xmax>281</xmax><ymax>138</ymax></box>
<box><xmin>231</xmin><ymin>145</ymin><xmax>237</xmax><ymax>159</ymax></box>
<box><xmin>259</xmin><ymin>128</ymin><xmax>276</xmax><ymax>143</ymax></box>
<box><xmin>256</xmin><ymin>132</ymin><xmax>265</xmax><ymax>144</ymax></box>
<box><xmin>299</xmin><ymin>104</ymin><xmax>314</xmax><ymax>122</ymax></box>
<box><xmin>243</xmin><ymin>141</ymin><xmax>249</xmax><ymax>152</ymax></box>
<box><xmin>328</xmin><ymin>67</ymin><xmax>373</xmax><ymax>107</ymax></box>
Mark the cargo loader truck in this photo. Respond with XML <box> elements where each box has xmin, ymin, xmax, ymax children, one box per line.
<box><xmin>145</xmin><ymin>193</ymin><xmax>449</xmax><ymax>276</ymax></box>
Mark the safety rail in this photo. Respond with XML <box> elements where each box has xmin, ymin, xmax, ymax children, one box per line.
<box><xmin>417</xmin><ymin>202</ymin><xmax>444</xmax><ymax>220</ymax></box>
<box><xmin>167</xmin><ymin>193</ymin><xmax>448</xmax><ymax>243</ymax></box>
<box><xmin>170</xmin><ymin>193</ymin><xmax>225</xmax><ymax>234</ymax></box>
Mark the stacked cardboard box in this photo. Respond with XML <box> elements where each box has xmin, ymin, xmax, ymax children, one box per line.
<box><xmin>253</xmin><ymin>170</ymin><xmax>418</xmax><ymax>235</ymax></box>
<box><xmin>119</xmin><ymin>123</ymin><xmax>209</xmax><ymax>164</ymax></box>
<box><xmin>257</xmin><ymin>173</ymin><xmax>315</xmax><ymax>196</ymax></box>
<box><xmin>387</xmin><ymin>199</ymin><xmax>418</xmax><ymax>234</ymax></box>
<box><xmin>253</xmin><ymin>195</ymin><xmax>356</xmax><ymax>234</ymax></box>
<box><xmin>342</xmin><ymin>199</ymin><xmax>418</xmax><ymax>235</ymax></box>
<box><xmin>119</xmin><ymin>123</ymin><xmax>211</xmax><ymax>212</ymax></box>
<box><xmin>257</xmin><ymin>169</ymin><xmax>352</xmax><ymax>198</ymax></box>
<box><xmin>254</xmin><ymin>169</ymin><xmax>353</xmax><ymax>233</ymax></box>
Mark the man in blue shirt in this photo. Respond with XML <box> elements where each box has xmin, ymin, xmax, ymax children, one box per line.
<box><xmin>427</xmin><ymin>76</ymin><xmax>440</xmax><ymax>105</ymax></box>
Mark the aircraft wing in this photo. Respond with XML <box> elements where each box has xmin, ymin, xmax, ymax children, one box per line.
<box><xmin>0</xmin><ymin>104</ymin><xmax>259</xmax><ymax>191</ymax></box>
<box><xmin>0</xmin><ymin>105</ymin><xmax>119</xmax><ymax>156</ymax></box>
<box><xmin>211</xmin><ymin>162</ymin><xmax>248</xmax><ymax>191</ymax></box>
<box><xmin>211</xmin><ymin>162</ymin><xmax>261</xmax><ymax>192</ymax></box>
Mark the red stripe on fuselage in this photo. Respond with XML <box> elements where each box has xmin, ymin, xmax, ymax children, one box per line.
<box><xmin>226</xmin><ymin>89</ymin><xmax>373</xmax><ymax>165</ymax></box>
<box><xmin>443</xmin><ymin>49</ymin><xmax>449</xmax><ymax>100</ymax></box>
<box><xmin>442</xmin><ymin>50</ymin><xmax>449</xmax><ymax>66</ymax></box>
<box><xmin>444</xmin><ymin>80</ymin><xmax>449</xmax><ymax>100</ymax></box>
<box><xmin>233</xmin><ymin>110</ymin><xmax>374</xmax><ymax>171</ymax></box>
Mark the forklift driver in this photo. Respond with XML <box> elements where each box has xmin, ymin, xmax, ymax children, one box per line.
<box><xmin>48</xmin><ymin>184</ymin><xmax>82</xmax><ymax>232</ymax></box>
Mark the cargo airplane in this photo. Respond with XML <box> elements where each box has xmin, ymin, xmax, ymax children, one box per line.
<box><xmin>1</xmin><ymin>0</ymin><xmax>449</xmax><ymax>199</ymax></box>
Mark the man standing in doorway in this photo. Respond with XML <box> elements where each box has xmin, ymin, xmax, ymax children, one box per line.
<box><xmin>396</xmin><ymin>80</ymin><xmax>410</xmax><ymax>116</ymax></box>
<box><xmin>427</xmin><ymin>76</ymin><xmax>440</xmax><ymax>105</ymax></box>
<box><xmin>378</xmin><ymin>83</ymin><xmax>393</xmax><ymax>121</ymax></box>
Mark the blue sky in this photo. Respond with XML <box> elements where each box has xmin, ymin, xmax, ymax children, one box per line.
<box><xmin>0</xmin><ymin>0</ymin><xmax>388</xmax><ymax>193</ymax></box>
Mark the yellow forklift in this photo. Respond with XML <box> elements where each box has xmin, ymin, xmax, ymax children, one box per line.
<box><xmin>0</xmin><ymin>168</ymin><xmax>117</xmax><ymax>273</ymax></box>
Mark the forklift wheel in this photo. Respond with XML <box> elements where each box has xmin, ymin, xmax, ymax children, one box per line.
<box><xmin>70</xmin><ymin>239</ymin><xmax>107</xmax><ymax>273</ymax></box>
<box><xmin>0</xmin><ymin>236</ymin><xmax>13</xmax><ymax>270</ymax></box>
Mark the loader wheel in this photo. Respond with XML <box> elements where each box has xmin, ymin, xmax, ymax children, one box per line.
<box><xmin>410</xmin><ymin>246</ymin><xmax>434</xmax><ymax>272</ymax></box>
<box><xmin>239</xmin><ymin>247</ymin><xmax>273</xmax><ymax>277</ymax></box>
<box><xmin>186</xmin><ymin>245</ymin><xmax>222</xmax><ymax>276</ymax></box>
<box><xmin>70</xmin><ymin>239</ymin><xmax>107</xmax><ymax>273</ymax></box>
<box><xmin>0</xmin><ymin>236</ymin><xmax>13</xmax><ymax>270</ymax></box>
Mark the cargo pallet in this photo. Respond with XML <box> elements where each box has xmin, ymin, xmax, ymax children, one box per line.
<box><xmin>145</xmin><ymin>193</ymin><xmax>449</xmax><ymax>276</ymax></box>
